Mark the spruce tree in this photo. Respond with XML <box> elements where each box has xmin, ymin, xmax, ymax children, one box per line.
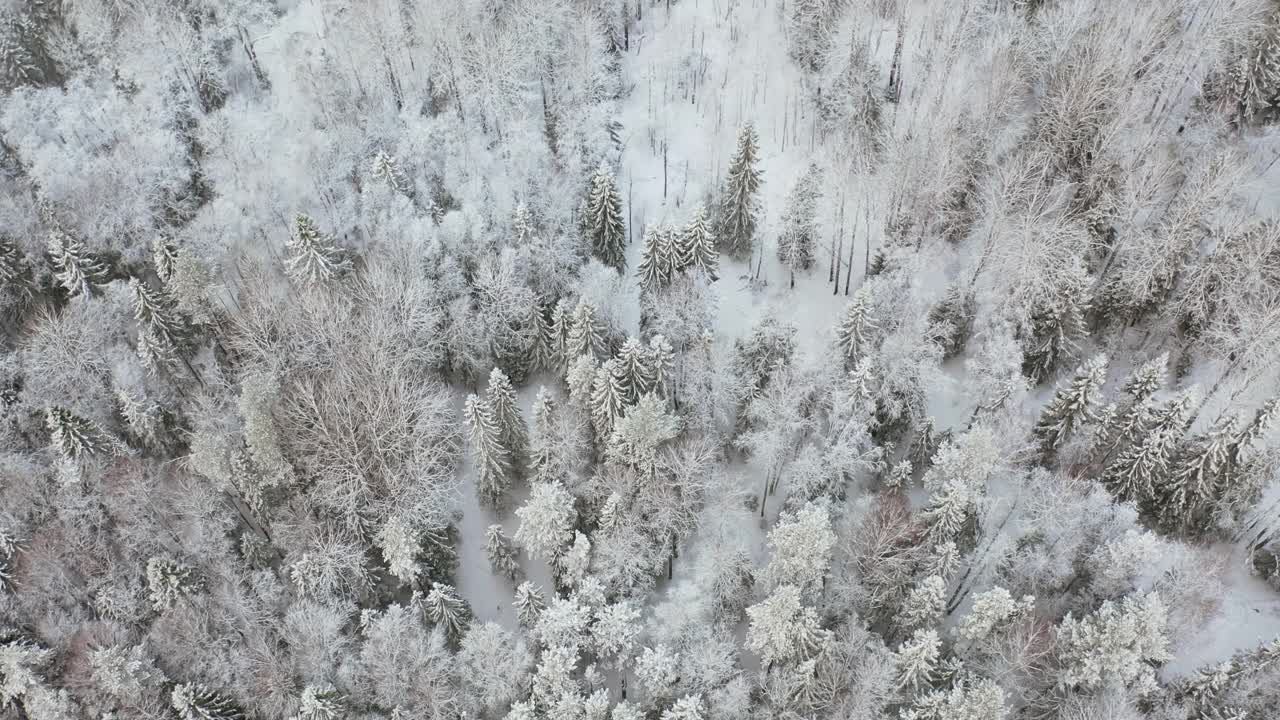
<box><xmin>46</xmin><ymin>406</ymin><xmax>104</xmax><ymax>462</ymax></box>
<box><xmin>485</xmin><ymin>524</ymin><xmax>523</xmax><ymax>581</ymax></box>
<box><xmin>568</xmin><ymin>301</ymin><xmax>604</xmax><ymax>360</ymax></box>
<box><xmin>47</xmin><ymin>228</ymin><xmax>105</xmax><ymax>297</ymax></box>
<box><xmin>171</xmin><ymin>683</ymin><xmax>245</xmax><ymax>720</ymax></box>
<box><xmin>1161</xmin><ymin>418</ymin><xmax>1235</xmax><ymax>533</ymax></box>
<box><xmin>285</xmin><ymin>213</ymin><xmax>349</xmax><ymax>285</ymax></box>
<box><xmin>370</xmin><ymin>150</ymin><xmax>408</xmax><ymax>194</ymax></box>
<box><xmin>513</xmin><ymin>581</ymin><xmax>547</xmax><ymax>627</ymax></box>
<box><xmin>615</xmin><ymin>336</ymin><xmax>652</xmax><ymax>402</ymax></box>
<box><xmin>146</xmin><ymin>554</ymin><xmax>204</xmax><ymax>611</ymax></box>
<box><xmin>1094</xmin><ymin>356</ymin><xmax>1167</xmax><ymax>464</ymax></box>
<box><xmin>638</xmin><ymin>225</ymin><xmax>677</xmax><ymax>291</ymax></box>
<box><xmin>486</xmin><ymin>367</ymin><xmax>528</xmax><ymax>474</ymax></box>
<box><xmin>719</xmin><ymin>123</ymin><xmax>763</xmax><ymax>258</ymax></box>
<box><xmin>1022</xmin><ymin>294</ymin><xmax>1088</xmax><ymax>385</ymax></box>
<box><xmin>585</xmin><ymin>164</ymin><xmax>627</xmax><ymax>271</ymax></box>
<box><xmin>679</xmin><ymin>204</ymin><xmax>719</xmax><ymax>280</ymax></box>
<box><xmin>1033</xmin><ymin>354</ymin><xmax>1108</xmax><ymax>456</ymax></box>
<box><xmin>152</xmin><ymin>237</ymin><xmax>180</xmax><ymax>284</ymax></box>
<box><xmin>928</xmin><ymin>284</ymin><xmax>976</xmax><ymax>360</ymax></box>
<box><xmin>547</xmin><ymin>299</ymin><xmax>573</xmax><ymax>370</ymax></box>
<box><xmin>647</xmin><ymin>335</ymin><xmax>676</xmax><ymax>399</ymax></box>
<box><xmin>530</xmin><ymin>387</ymin><xmax>558</xmax><ymax>481</ymax></box>
<box><xmin>130</xmin><ymin>277</ymin><xmax>184</xmax><ymax>349</ymax></box>
<box><xmin>464</xmin><ymin>394</ymin><xmax>511</xmax><ymax>507</ymax></box>
<box><xmin>591</xmin><ymin>359</ymin><xmax>628</xmax><ymax>442</ymax></box>
<box><xmin>836</xmin><ymin>287</ymin><xmax>877</xmax><ymax>365</ymax></box>
<box><xmin>424</xmin><ymin>582</ymin><xmax>471</xmax><ymax>647</ymax></box>
<box><xmin>1104</xmin><ymin>393</ymin><xmax>1192</xmax><ymax>504</ymax></box>
<box><xmin>776</xmin><ymin>163</ymin><xmax>822</xmax><ymax>284</ymax></box>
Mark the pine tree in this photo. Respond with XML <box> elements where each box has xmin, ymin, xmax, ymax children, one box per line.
<box><xmin>615</xmin><ymin>337</ymin><xmax>652</xmax><ymax>402</ymax></box>
<box><xmin>568</xmin><ymin>301</ymin><xmax>605</xmax><ymax>360</ymax></box>
<box><xmin>679</xmin><ymin>204</ymin><xmax>719</xmax><ymax>280</ymax></box>
<box><xmin>465</xmin><ymin>394</ymin><xmax>512</xmax><ymax>506</ymax></box>
<box><xmin>1104</xmin><ymin>393</ymin><xmax>1192</xmax><ymax>504</ymax></box>
<box><xmin>638</xmin><ymin>224</ymin><xmax>678</xmax><ymax>290</ymax></box>
<box><xmin>486</xmin><ymin>524</ymin><xmax>523</xmax><ymax>581</ymax></box>
<box><xmin>529</xmin><ymin>387</ymin><xmax>558</xmax><ymax>481</ymax></box>
<box><xmin>130</xmin><ymin>277</ymin><xmax>184</xmax><ymax>348</ymax></box>
<box><xmin>585</xmin><ymin>164</ymin><xmax>627</xmax><ymax>271</ymax></box>
<box><xmin>591</xmin><ymin>359</ymin><xmax>628</xmax><ymax>442</ymax></box>
<box><xmin>171</xmin><ymin>683</ymin><xmax>245</xmax><ymax>720</ymax></box>
<box><xmin>899</xmin><ymin>575</ymin><xmax>947</xmax><ymax>632</ymax></box>
<box><xmin>152</xmin><ymin>237</ymin><xmax>180</xmax><ymax>284</ymax></box>
<box><xmin>297</xmin><ymin>685</ymin><xmax>345</xmax><ymax>720</ymax></box>
<box><xmin>47</xmin><ymin>228</ymin><xmax>105</xmax><ymax>297</ymax></box>
<box><xmin>423</xmin><ymin>582</ymin><xmax>471</xmax><ymax>645</ymax></box>
<box><xmin>146</xmin><ymin>555</ymin><xmax>203</xmax><ymax>611</ymax></box>
<box><xmin>1161</xmin><ymin>418</ymin><xmax>1235</xmax><ymax>533</ymax></box>
<box><xmin>598</xmin><ymin>492</ymin><xmax>622</xmax><ymax>531</ymax></box>
<box><xmin>1228</xmin><ymin>397</ymin><xmax>1280</xmax><ymax>467</ymax></box>
<box><xmin>1022</xmin><ymin>293</ymin><xmax>1089</xmax><ymax>385</ymax></box>
<box><xmin>719</xmin><ymin>123</ymin><xmax>763</xmax><ymax>258</ymax></box>
<box><xmin>1095</xmin><ymin>355</ymin><xmax>1168</xmax><ymax>463</ymax></box>
<box><xmin>513</xmin><ymin>581</ymin><xmax>547</xmax><ymax>627</ymax></box>
<box><xmin>513</xmin><ymin>202</ymin><xmax>535</xmax><ymax>245</ymax></box>
<box><xmin>547</xmin><ymin>299</ymin><xmax>574</xmax><ymax>369</ymax></box>
<box><xmin>647</xmin><ymin>334</ymin><xmax>676</xmax><ymax>398</ymax></box>
<box><xmin>836</xmin><ymin>287</ymin><xmax>877</xmax><ymax>365</ymax></box>
<box><xmin>928</xmin><ymin>284</ymin><xmax>976</xmax><ymax>360</ymax></box>
<box><xmin>371</xmin><ymin>151</ymin><xmax>408</xmax><ymax>194</ymax></box>
<box><xmin>285</xmin><ymin>213</ymin><xmax>349</xmax><ymax>285</ymax></box>
<box><xmin>776</xmin><ymin>163</ymin><xmax>822</xmax><ymax>283</ymax></box>
<box><xmin>46</xmin><ymin>406</ymin><xmax>105</xmax><ymax>462</ymax></box>
<box><xmin>487</xmin><ymin>367</ymin><xmax>528</xmax><ymax>473</ymax></box>
<box><xmin>894</xmin><ymin>629</ymin><xmax>941</xmax><ymax>690</ymax></box>
<box><xmin>1033</xmin><ymin>355</ymin><xmax>1108</xmax><ymax>456</ymax></box>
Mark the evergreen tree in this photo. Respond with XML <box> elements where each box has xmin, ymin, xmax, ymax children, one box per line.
<box><xmin>585</xmin><ymin>164</ymin><xmax>627</xmax><ymax>271</ymax></box>
<box><xmin>1033</xmin><ymin>355</ymin><xmax>1108</xmax><ymax>456</ymax></box>
<box><xmin>47</xmin><ymin>228</ymin><xmax>105</xmax><ymax>297</ymax></box>
<box><xmin>568</xmin><ymin>300</ymin><xmax>605</xmax><ymax>360</ymax></box>
<box><xmin>146</xmin><ymin>554</ymin><xmax>204</xmax><ymax>611</ymax></box>
<box><xmin>718</xmin><ymin>123</ymin><xmax>763</xmax><ymax>258</ymax></box>
<box><xmin>1104</xmin><ymin>393</ymin><xmax>1192</xmax><ymax>504</ymax></box>
<box><xmin>836</xmin><ymin>287</ymin><xmax>877</xmax><ymax>365</ymax></box>
<box><xmin>638</xmin><ymin>224</ymin><xmax>678</xmax><ymax>290</ymax></box>
<box><xmin>776</xmin><ymin>163</ymin><xmax>822</xmax><ymax>284</ymax></box>
<box><xmin>679</xmin><ymin>204</ymin><xmax>719</xmax><ymax>280</ymax></box>
<box><xmin>46</xmin><ymin>406</ymin><xmax>105</xmax><ymax>462</ymax></box>
<box><xmin>1022</xmin><ymin>291</ymin><xmax>1089</xmax><ymax>385</ymax></box>
<box><xmin>615</xmin><ymin>336</ymin><xmax>652</xmax><ymax>402</ymax></box>
<box><xmin>487</xmin><ymin>367</ymin><xmax>528</xmax><ymax>474</ymax></box>
<box><xmin>1161</xmin><ymin>418</ymin><xmax>1235</xmax><ymax>533</ymax></box>
<box><xmin>894</xmin><ymin>629</ymin><xmax>941</xmax><ymax>690</ymax></box>
<box><xmin>152</xmin><ymin>237</ymin><xmax>180</xmax><ymax>284</ymax></box>
<box><xmin>371</xmin><ymin>150</ymin><xmax>408</xmax><ymax>194</ymax></box>
<box><xmin>465</xmin><ymin>394</ymin><xmax>512</xmax><ymax>507</ymax></box>
<box><xmin>130</xmin><ymin>277</ymin><xmax>184</xmax><ymax>349</ymax></box>
<box><xmin>297</xmin><ymin>685</ymin><xmax>345</xmax><ymax>720</ymax></box>
<box><xmin>486</xmin><ymin>524</ymin><xmax>523</xmax><ymax>581</ymax></box>
<box><xmin>1228</xmin><ymin>397</ymin><xmax>1280</xmax><ymax>467</ymax></box>
<box><xmin>928</xmin><ymin>284</ymin><xmax>976</xmax><ymax>360</ymax></box>
<box><xmin>547</xmin><ymin>299</ymin><xmax>574</xmax><ymax>369</ymax></box>
<box><xmin>423</xmin><ymin>582</ymin><xmax>472</xmax><ymax>646</ymax></box>
<box><xmin>1095</xmin><ymin>355</ymin><xmax>1168</xmax><ymax>463</ymax></box>
<box><xmin>513</xmin><ymin>581</ymin><xmax>547</xmax><ymax>627</ymax></box>
<box><xmin>171</xmin><ymin>683</ymin><xmax>245</xmax><ymax>720</ymax></box>
<box><xmin>529</xmin><ymin>387</ymin><xmax>558</xmax><ymax>481</ymax></box>
<box><xmin>647</xmin><ymin>334</ymin><xmax>676</xmax><ymax>399</ymax></box>
<box><xmin>285</xmin><ymin>213</ymin><xmax>349</xmax><ymax>285</ymax></box>
<box><xmin>591</xmin><ymin>359</ymin><xmax>628</xmax><ymax>442</ymax></box>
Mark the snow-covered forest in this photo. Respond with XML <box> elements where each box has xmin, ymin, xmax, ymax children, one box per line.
<box><xmin>4</xmin><ymin>0</ymin><xmax>1280</xmax><ymax>718</ymax></box>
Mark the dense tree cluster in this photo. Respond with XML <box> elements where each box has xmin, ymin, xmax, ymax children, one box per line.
<box><xmin>2</xmin><ymin>1</ymin><xmax>1280</xmax><ymax>720</ymax></box>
